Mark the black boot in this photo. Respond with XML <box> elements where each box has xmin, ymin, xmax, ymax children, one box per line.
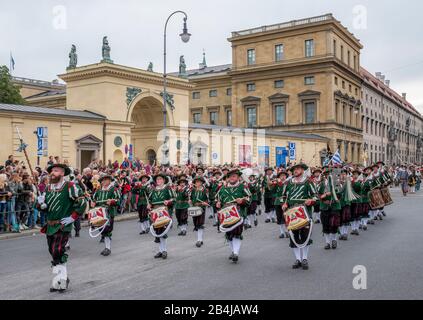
<box><xmin>254</xmin><ymin>220</ymin><xmax>258</xmax><ymax>227</ymax></box>
<box><xmin>324</xmin><ymin>243</ymin><xmax>331</xmax><ymax>250</ymax></box>
<box><xmin>154</xmin><ymin>252</ymin><xmax>163</xmax><ymax>259</ymax></box>
<box><xmin>301</xmin><ymin>259</ymin><xmax>309</xmax><ymax>270</ymax></box>
<box><xmin>162</xmin><ymin>251</ymin><xmax>168</xmax><ymax>259</ymax></box>
<box><xmin>331</xmin><ymin>240</ymin><xmax>337</xmax><ymax>249</ymax></box>
<box><xmin>232</xmin><ymin>254</ymin><xmax>239</xmax><ymax>263</ymax></box>
<box><xmin>292</xmin><ymin>260</ymin><xmax>302</xmax><ymax>269</ymax></box>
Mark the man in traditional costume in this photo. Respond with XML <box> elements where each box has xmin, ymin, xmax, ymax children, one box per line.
<box><xmin>190</xmin><ymin>176</ymin><xmax>209</xmax><ymax>247</ymax></box>
<box><xmin>262</xmin><ymin>167</ymin><xmax>276</xmax><ymax>223</ymax></box>
<box><xmin>91</xmin><ymin>174</ymin><xmax>120</xmax><ymax>256</ymax></box>
<box><xmin>273</xmin><ymin>170</ymin><xmax>289</xmax><ymax>238</ymax></box>
<box><xmin>132</xmin><ymin>173</ymin><xmax>151</xmax><ymax>235</ymax></box>
<box><xmin>216</xmin><ymin>169</ymin><xmax>251</xmax><ymax>263</ymax></box>
<box><xmin>174</xmin><ymin>174</ymin><xmax>189</xmax><ymax>236</ymax></box>
<box><xmin>282</xmin><ymin>163</ymin><xmax>316</xmax><ymax>270</ymax></box>
<box><xmin>148</xmin><ymin>173</ymin><xmax>175</xmax><ymax>259</ymax></box>
<box><xmin>40</xmin><ymin>163</ymin><xmax>86</xmax><ymax>292</ymax></box>
<box><xmin>318</xmin><ymin>167</ymin><xmax>341</xmax><ymax>250</ymax></box>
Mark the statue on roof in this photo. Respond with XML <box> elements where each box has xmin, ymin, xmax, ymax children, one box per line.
<box><xmin>178</xmin><ymin>55</ymin><xmax>187</xmax><ymax>78</ymax></box>
<box><xmin>67</xmin><ymin>44</ymin><xmax>77</xmax><ymax>70</ymax></box>
<box><xmin>101</xmin><ymin>36</ymin><xmax>113</xmax><ymax>63</ymax></box>
<box><xmin>147</xmin><ymin>62</ymin><xmax>153</xmax><ymax>72</ymax></box>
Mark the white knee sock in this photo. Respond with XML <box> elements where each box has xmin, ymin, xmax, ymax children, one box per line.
<box><xmin>105</xmin><ymin>237</ymin><xmax>111</xmax><ymax>250</ymax></box>
<box><xmin>331</xmin><ymin>233</ymin><xmax>337</xmax><ymax>241</ymax></box>
<box><xmin>266</xmin><ymin>212</ymin><xmax>271</xmax><ymax>220</ymax></box>
<box><xmin>293</xmin><ymin>248</ymin><xmax>301</xmax><ymax>261</ymax></box>
<box><xmin>232</xmin><ymin>238</ymin><xmax>241</xmax><ymax>255</ymax></box>
<box><xmin>139</xmin><ymin>222</ymin><xmax>145</xmax><ymax>232</ymax></box>
<box><xmin>197</xmin><ymin>229</ymin><xmax>203</xmax><ymax>242</ymax></box>
<box><xmin>249</xmin><ymin>215</ymin><xmax>255</xmax><ymax>225</ymax></box>
<box><xmin>271</xmin><ymin>210</ymin><xmax>276</xmax><ymax>219</ymax></box>
<box><xmin>59</xmin><ymin>263</ymin><xmax>67</xmax><ymax>280</ymax></box>
<box><xmin>301</xmin><ymin>246</ymin><xmax>309</xmax><ymax>260</ymax></box>
<box><xmin>316</xmin><ymin>212</ymin><xmax>320</xmax><ymax>220</ymax></box>
<box><xmin>160</xmin><ymin>238</ymin><xmax>167</xmax><ymax>252</ymax></box>
<box><xmin>324</xmin><ymin>234</ymin><xmax>331</xmax><ymax>244</ymax></box>
<box><xmin>228</xmin><ymin>240</ymin><xmax>234</xmax><ymax>253</ymax></box>
<box><xmin>279</xmin><ymin>225</ymin><xmax>284</xmax><ymax>235</ymax></box>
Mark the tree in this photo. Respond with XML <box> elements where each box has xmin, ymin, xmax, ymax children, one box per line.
<box><xmin>0</xmin><ymin>65</ymin><xmax>25</xmax><ymax>104</ymax></box>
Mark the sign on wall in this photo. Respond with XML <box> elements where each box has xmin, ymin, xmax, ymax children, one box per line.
<box><xmin>258</xmin><ymin>146</ymin><xmax>269</xmax><ymax>167</ymax></box>
<box><xmin>289</xmin><ymin>142</ymin><xmax>296</xmax><ymax>160</ymax></box>
<box><xmin>36</xmin><ymin>127</ymin><xmax>48</xmax><ymax>157</ymax></box>
<box><xmin>239</xmin><ymin>145</ymin><xmax>252</xmax><ymax>166</ymax></box>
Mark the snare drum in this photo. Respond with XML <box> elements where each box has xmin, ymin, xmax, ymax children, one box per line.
<box><xmin>380</xmin><ymin>187</ymin><xmax>393</xmax><ymax>206</ymax></box>
<box><xmin>218</xmin><ymin>205</ymin><xmax>241</xmax><ymax>228</ymax></box>
<box><xmin>88</xmin><ymin>207</ymin><xmax>109</xmax><ymax>227</ymax></box>
<box><xmin>284</xmin><ymin>206</ymin><xmax>310</xmax><ymax>231</ymax></box>
<box><xmin>188</xmin><ymin>206</ymin><xmax>203</xmax><ymax>217</ymax></box>
<box><xmin>150</xmin><ymin>206</ymin><xmax>172</xmax><ymax>229</ymax></box>
<box><xmin>368</xmin><ymin>189</ymin><xmax>385</xmax><ymax>209</ymax></box>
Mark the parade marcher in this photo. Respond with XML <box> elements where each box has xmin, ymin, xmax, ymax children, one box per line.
<box><xmin>338</xmin><ymin>169</ymin><xmax>354</xmax><ymax>241</ymax></box>
<box><xmin>209</xmin><ymin>170</ymin><xmax>223</xmax><ymax>229</ymax></box>
<box><xmin>91</xmin><ymin>174</ymin><xmax>120</xmax><ymax>256</ymax></box>
<box><xmin>311</xmin><ymin>168</ymin><xmax>322</xmax><ymax>223</ymax></box>
<box><xmin>40</xmin><ymin>163</ymin><xmax>86</xmax><ymax>292</ymax></box>
<box><xmin>318</xmin><ymin>167</ymin><xmax>341</xmax><ymax>250</ymax></box>
<box><xmin>273</xmin><ymin>170</ymin><xmax>289</xmax><ymax>238</ymax></box>
<box><xmin>350</xmin><ymin>169</ymin><xmax>363</xmax><ymax>235</ymax></box>
<box><xmin>262</xmin><ymin>167</ymin><xmax>276</xmax><ymax>223</ymax></box>
<box><xmin>216</xmin><ymin>169</ymin><xmax>251</xmax><ymax>263</ymax></box>
<box><xmin>359</xmin><ymin>166</ymin><xmax>373</xmax><ymax>231</ymax></box>
<box><xmin>397</xmin><ymin>165</ymin><xmax>409</xmax><ymax>196</ymax></box>
<box><xmin>247</xmin><ymin>174</ymin><xmax>260</xmax><ymax>228</ymax></box>
<box><xmin>174</xmin><ymin>174</ymin><xmax>189</xmax><ymax>236</ymax></box>
<box><xmin>132</xmin><ymin>173</ymin><xmax>151</xmax><ymax>235</ymax></box>
<box><xmin>190</xmin><ymin>176</ymin><xmax>209</xmax><ymax>247</ymax></box>
<box><xmin>282</xmin><ymin>163</ymin><xmax>317</xmax><ymax>270</ymax></box>
<box><xmin>148</xmin><ymin>172</ymin><xmax>175</xmax><ymax>259</ymax></box>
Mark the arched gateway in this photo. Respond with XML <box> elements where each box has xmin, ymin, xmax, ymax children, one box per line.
<box><xmin>59</xmin><ymin>62</ymin><xmax>192</xmax><ymax>165</ymax></box>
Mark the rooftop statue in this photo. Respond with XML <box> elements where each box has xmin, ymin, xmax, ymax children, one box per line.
<box><xmin>67</xmin><ymin>44</ymin><xmax>77</xmax><ymax>69</ymax></box>
<box><xmin>101</xmin><ymin>36</ymin><xmax>113</xmax><ymax>63</ymax></box>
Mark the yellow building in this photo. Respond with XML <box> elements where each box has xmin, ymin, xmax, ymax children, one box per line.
<box><xmin>186</xmin><ymin>13</ymin><xmax>363</xmax><ymax>163</ymax></box>
<box><xmin>6</xmin><ymin>15</ymin><xmax>360</xmax><ymax>169</ymax></box>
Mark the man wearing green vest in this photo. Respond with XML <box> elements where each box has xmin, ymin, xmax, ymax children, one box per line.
<box><xmin>41</xmin><ymin>163</ymin><xmax>87</xmax><ymax>293</ymax></box>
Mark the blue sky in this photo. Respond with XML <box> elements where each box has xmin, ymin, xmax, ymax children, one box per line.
<box><xmin>1</xmin><ymin>0</ymin><xmax>422</xmax><ymax>111</ymax></box>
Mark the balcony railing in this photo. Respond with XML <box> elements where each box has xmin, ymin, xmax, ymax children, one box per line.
<box><xmin>12</xmin><ymin>76</ymin><xmax>65</xmax><ymax>87</ymax></box>
<box><xmin>231</xmin><ymin>14</ymin><xmax>334</xmax><ymax>37</ymax></box>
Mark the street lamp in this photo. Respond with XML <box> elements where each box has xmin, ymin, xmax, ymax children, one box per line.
<box><xmin>163</xmin><ymin>11</ymin><xmax>191</xmax><ymax>129</ymax></box>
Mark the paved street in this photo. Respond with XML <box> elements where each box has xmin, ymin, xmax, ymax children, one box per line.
<box><xmin>0</xmin><ymin>187</ymin><xmax>422</xmax><ymax>300</ymax></box>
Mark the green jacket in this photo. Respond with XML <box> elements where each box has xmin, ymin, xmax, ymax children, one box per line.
<box><xmin>317</xmin><ymin>179</ymin><xmax>341</xmax><ymax>211</ymax></box>
<box><xmin>190</xmin><ymin>187</ymin><xmax>209</xmax><ymax>208</ymax></box>
<box><xmin>175</xmin><ymin>186</ymin><xmax>190</xmax><ymax>209</ymax></box>
<box><xmin>273</xmin><ymin>182</ymin><xmax>287</xmax><ymax>205</ymax></box>
<box><xmin>284</xmin><ymin>177</ymin><xmax>317</xmax><ymax>216</ymax></box>
<box><xmin>45</xmin><ymin>181</ymin><xmax>87</xmax><ymax>236</ymax></box>
<box><xmin>217</xmin><ymin>182</ymin><xmax>251</xmax><ymax>218</ymax></box>
<box><xmin>93</xmin><ymin>185</ymin><xmax>121</xmax><ymax>218</ymax></box>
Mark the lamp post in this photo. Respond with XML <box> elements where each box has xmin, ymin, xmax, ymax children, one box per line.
<box><xmin>163</xmin><ymin>11</ymin><xmax>191</xmax><ymax>129</ymax></box>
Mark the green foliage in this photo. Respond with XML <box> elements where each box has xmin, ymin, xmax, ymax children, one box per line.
<box><xmin>0</xmin><ymin>65</ymin><xmax>25</xmax><ymax>104</ymax></box>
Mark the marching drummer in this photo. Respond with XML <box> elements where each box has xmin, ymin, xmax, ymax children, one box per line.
<box><xmin>174</xmin><ymin>174</ymin><xmax>190</xmax><ymax>236</ymax></box>
<box><xmin>350</xmin><ymin>169</ymin><xmax>363</xmax><ymax>236</ymax></box>
<box><xmin>147</xmin><ymin>172</ymin><xmax>175</xmax><ymax>260</ymax></box>
<box><xmin>318</xmin><ymin>167</ymin><xmax>341</xmax><ymax>250</ymax></box>
<box><xmin>91</xmin><ymin>174</ymin><xmax>120</xmax><ymax>256</ymax></box>
<box><xmin>190</xmin><ymin>176</ymin><xmax>209</xmax><ymax>247</ymax></box>
<box><xmin>132</xmin><ymin>173</ymin><xmax>152</xmax><ymax>235</ymax></box>
<box><xmin>263</xmin><ymin>167</ymin><xmax>276</xmax><ymax>223</ymax></box>
<box><xmin>360</xmin><ymin>166</ymin><xmax>373</xmax><ymax>231</ymax></box>
<box><xmin>216</xmin><ymin>169</ymin><xmax>251</xmax><ymax>263</ymax></box>
<box><xmin>209</xmin><ymin>169</ymin><xmax>223</xmax><ymax>229</ymax></box>
<box><xmin>247</xmin><ymin>174</ymin><xmax>260</xmax><ymax>228</ymax></box>
<box><xmin>273</xmin><ymin>170</ymin><xmax>289</xmax><ymax>239</ymax></box>
<box><xmin>282</xmin><ymin>163</ymin><xmax>317</xmax><ymax>270</ymax></box>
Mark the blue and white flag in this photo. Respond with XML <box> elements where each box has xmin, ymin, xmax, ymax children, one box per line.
<box><xmin>331</xmin><ymin>149</ymin><xmax>343</xmax><ymax>166</ymax></box>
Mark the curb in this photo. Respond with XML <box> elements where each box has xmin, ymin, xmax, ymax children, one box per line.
<box><xmin>0</xmin><ymin>212</ymin><xmax>139</xmax><ymax>241</ymax></box>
